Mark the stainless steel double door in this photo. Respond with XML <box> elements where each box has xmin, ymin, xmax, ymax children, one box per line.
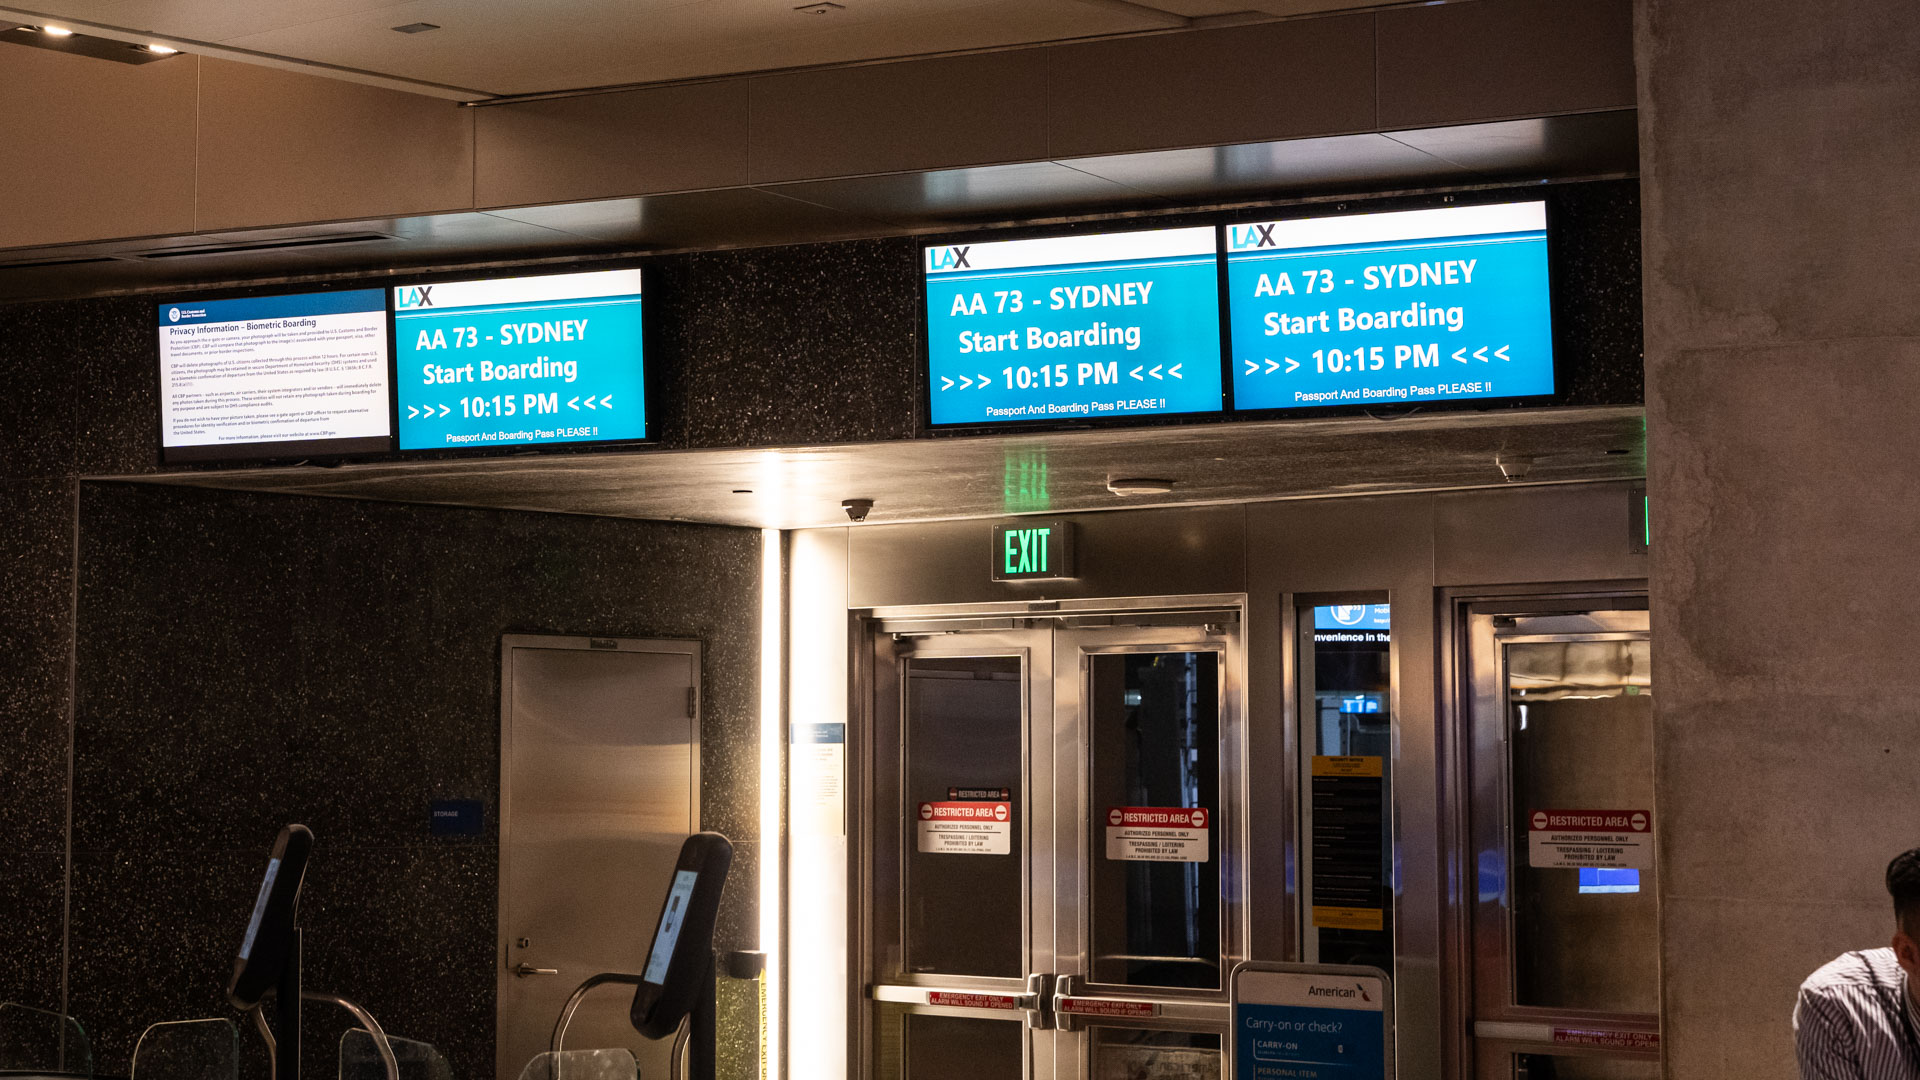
<box><xmin>864</xmin><ymin>613</ymin><xmax>1243</xmax><ymax>1080</ymax></box>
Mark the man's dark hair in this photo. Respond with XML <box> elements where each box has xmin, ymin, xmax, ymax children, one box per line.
<box><xmin>1887</xmin><ymin>849</ymin><xmax>1920</xmax><ymax>935</ymax></box>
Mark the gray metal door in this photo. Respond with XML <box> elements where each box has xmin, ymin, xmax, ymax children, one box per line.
<box><xmin>496</xmin><ymin>635</ymin><xmax>700</xmax><ymax>1080</ymax></box>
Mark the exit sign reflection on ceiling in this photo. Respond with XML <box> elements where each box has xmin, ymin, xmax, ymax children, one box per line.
<box><xmin>991</xmin><ymin>520</ymin><xmax>1076</xmax><ymax>582</ymax></box>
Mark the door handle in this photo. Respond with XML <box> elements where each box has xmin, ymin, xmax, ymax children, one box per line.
<box><xmin>515</xmin><ymin>963</ymin><xmax>560</xmax><ymax>977</ymax></box>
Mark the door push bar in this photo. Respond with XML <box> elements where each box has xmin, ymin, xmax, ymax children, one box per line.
<box><xmin>1473</xmin><ymin>1020</ymin><xmax>1661</xmax><ymax>1050</ymax></box>
<box><xmin>874</xmin><ymin>972</ymin><xmax>1235</xmax><ymax>1032</ymax></box>
<box><xmin>870</xmin><ymin>973</ymin><xmax>1057</xmax><ymax>1029</ymax></box>
<box><xmin>1049</xmin><ymin>974</ymin><xmax>1231</xmax><ymax>1031</ymax></box>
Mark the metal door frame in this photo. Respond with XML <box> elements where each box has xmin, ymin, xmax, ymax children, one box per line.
<box><xmin>852</xmin><ymin>596</ymin><xmax>1247</xmax><ymax>1080</ymax></box>
<box><xmin>496</xmin><ymin>634</ymin><xmax>702</xmax><ymax>1080</ymax></box>
<box><xmin>1440</xmin><ymin>590</ymin><xmax>1659</xmax><ymax>1078</ymax></box>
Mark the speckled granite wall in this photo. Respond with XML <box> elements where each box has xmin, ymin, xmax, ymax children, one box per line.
<box><xmin>0</xmin><ymin>293</ymin><xmax>155</xmax><ymax>1060</ymax></box>
<box><xmin>647</xmin><ymin>237</ymin><xmax>924</xmax><ymax>448</ymax></box>
<box><xmin>67</xmin><ymin>483</ymin><xmax>761</xmax><ymax>1079</ymax></box>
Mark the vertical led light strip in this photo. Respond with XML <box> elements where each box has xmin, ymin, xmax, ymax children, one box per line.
<box><xmin>759</xmin><ymin>528</ymin><xmax>784</xmax><ymax>1080</ymax></box>
<box><xmin>785</xmin><ymin>532</ymin><xmax>849</xmax><ymax>1080</ymax></box>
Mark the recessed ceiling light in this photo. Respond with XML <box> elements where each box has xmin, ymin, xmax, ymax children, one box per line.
<box><xmin>391</xmin><ymin>22</ymin><xmax>441</xmax><ymax>34</ymax></box>
<box><xmin>39</xmin><ymin>25</ymin><xmax>73</xmax><ymax>36</ymax></box>
<box><xmin>142</xmin><ymin>43</ymin><xmax>177</xmax><ymax>55</ymax></box>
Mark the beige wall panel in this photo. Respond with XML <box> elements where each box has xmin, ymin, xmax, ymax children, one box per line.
<box><xmin>0</xmin><ymin>50</ymin><xmax>196</xmax><ymax>249</ymax></box>
<box><xmin>1661</xmin><ymin>897</ymin><xmax>1888</xmax><ymax>1078</ymax></box>
<box><xmin>475</xmin><ymin>81</ymin><xmax>749</xmax><ymax>208</ymax></box>
<box><xmin>1433</xmin><ymin>482</ymin><xmax>1646</xmax><ymax>587</ymax></box>
<box><xmin>1245</xmin><ymin>492</ymin><xmax>1435</xmax><ymax>594</ymax></box>
<box><xmin>845</xmin><ymin>504</ymin><xmax>1245</xmax><ymax>609</ymax></box>
<box><xmin>1377</xmin><ymin>0</ymin><xmax>1635</xmax><ymax>130</ymax></box>
<box><xmin>1045</xmin><ymin>17</ymin><xmax>1375</xmax><ymax>160</ymax></box>
<box><xmin>196</xmin><ymin>58</ymin><xmax>473</xmax><ymax>231</ymax></box>
<box><xmin>1642</xmin><ymin>0</ymin><xmax>1920</xmax><ymax>1070</ymax></box>
<box><xmin>747</xmin><ymin>51</ymin><xmax>1048</xmax><ymax>184</ymax></box>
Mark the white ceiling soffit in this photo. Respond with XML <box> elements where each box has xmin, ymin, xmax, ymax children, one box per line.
<box><xmin>4</xmin><ymin>0</ymin><xmax>1403</xmax><ymax>99</ymax></box>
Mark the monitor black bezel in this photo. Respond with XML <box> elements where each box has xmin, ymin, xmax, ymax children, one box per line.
<box><xmin>383</xmin><ymin>260</ymin><xmax>657</xmax><ymax>460</ymax></box>
<box><xmin>915</xmin><ymin>212</ymin><xmax>1236</xmax><ymax>436</ymax></box>
<box><xmin>153</xmin><ymin>282</ymin><xmax>397</xmax><ymax>467</ymax></box>
<box><xmin>914</xmin><ymin>187</ymin><xmax>1572</xmax><ymax>434</ymax></box>
<box><xmin>150</xmin><ymin>257</ymin><xmax>658</xmax><ymax>469</ymax></box>
<box><xmin>1216</xmin><ymin>191</ymin><xmax>1564</xmax><ymax>423</ymax></box>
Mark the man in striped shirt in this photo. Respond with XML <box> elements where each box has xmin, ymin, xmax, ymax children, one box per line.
<box><xmin>1795</xmin><ymin>849</ymin><xmax>1920</xmax><ymax>1078</ymax></box>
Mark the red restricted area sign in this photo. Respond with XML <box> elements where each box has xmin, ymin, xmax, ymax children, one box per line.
<box><xmin>1104</xmin><ymin>805</ymin><xmax>1210</xmax><ymax>862</ymax></box>
<box><xmin>1527</xmin><ymin>808</ymin><xmax>1653</xmax><ymax>869</ymax></box>
<box><xmin>917</xmin><ymin>801</ymin><xmax>1012</xmax><ymax>855</ymax></box>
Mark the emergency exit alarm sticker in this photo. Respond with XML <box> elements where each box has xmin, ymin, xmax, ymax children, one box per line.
<box><xmin>1105</xmin><ymin>806</ymin><xmax>1210</xmax><ymax>862</ymax></box>
<box><xmin>917</xmin><ymin>801</ymin><xmax>1012</xmax><ymax>855</ymax></box>
<box><xmin>1527</xmin><ymin>809</ymin><xmax>1653</xmax><ymax>870</ymax></box>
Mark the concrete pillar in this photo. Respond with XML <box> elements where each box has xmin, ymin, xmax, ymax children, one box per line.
<box><xmin>1640</xmin><ymin>1</ymin><xmax>1920</xmax><ymax>1075</ymax></box>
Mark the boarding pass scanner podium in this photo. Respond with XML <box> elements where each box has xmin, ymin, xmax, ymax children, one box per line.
<box><xmin>537</xmin><ymin>832</ymin><xmax>745</xmax><ymax>1080</ymax></box>
<box><xmin>231</xmin><ymin>824</ymin><xmax>407</xmax><ymax>1080</ymax></box>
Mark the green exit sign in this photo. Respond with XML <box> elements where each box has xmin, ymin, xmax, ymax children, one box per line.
<box><xmin>991</xmin><ymin>520</ymin><xmax>1076</xmax><ymax>581</ymax></box>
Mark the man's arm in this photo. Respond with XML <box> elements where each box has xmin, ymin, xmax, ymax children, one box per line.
<box><xmin>1795</xmin><ymin>986</ymin><xmax>1864</xmax><ymax>1080</ymax></box>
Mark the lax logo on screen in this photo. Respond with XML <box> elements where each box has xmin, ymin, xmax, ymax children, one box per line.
<box><xmin>1227</xmin><ymin>224</ymin><xmax>1279</xmax><ymax>251</ymax></box>
<box><xmin>927</xmin><ymin>246</ymin><xmax>972</xmax><ymax>272</ymax></box>
<box><xmin>394</xmin><ymin>286</ymin><xmax>435</xmax><ymax>310</ymax></box>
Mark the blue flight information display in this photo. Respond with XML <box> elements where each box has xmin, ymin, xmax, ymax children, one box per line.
<box><xmin>1227</xmin><ymin>202</ymin><xmax>1554</xmax><ymax>412</ymax></box>
<box><xmin>924</xmin><ymin>227</ymin><xmax>1224</xmax><ymax>425</ymax></box>
<box><xmin>394</xmin><ymin>268</ymin><xmax>644</xmax><ymax>450</ymax></box>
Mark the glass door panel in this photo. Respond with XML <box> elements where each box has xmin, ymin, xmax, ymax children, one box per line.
<box><xmin>906</xmin><ymin>1014</ymin><xmax>1026</xmax><ymax>1080</ymax></box>
<box><xmin>1089</xmin><ymin>1028</ymin><xmax>1221</xmax><ymax>1080</ymax></box>
<box><xmin>1297</xmin><ymin>599</ymin><xmax>1394</xmax><ymax>971</ymax></box>
<box><xmin>1506</xmin><ymin>637</ymin><xmax>1656</xmax><ymax>1013</ymax></box>
<box><xmin>905</xmin><ymin>655</ymin><xmax>1025</xmax><ymax>977</ymax></box>
<box><xmin>1087</xmin><ymin>651</ymin><xmax>1222</xmax><ymax>990</ymax></box>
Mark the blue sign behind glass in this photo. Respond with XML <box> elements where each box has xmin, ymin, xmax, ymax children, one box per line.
<box><xmin>395</xmin><ymin>269</ymin><xmax>644</xmax><ymax>450</ymax></box>
<box><xmin>1227</xmin><ymin>202</ymin><xmax>1553</xmax><ymax>412</ymax></box>
<box><xmin>925</xmin><ymin>227</ymin><xmax>1224</xmax><ymax>425</ymax></box>
<box><xmin>1579</xmin><ymin>867</ymin><xmax>1641</xmax><ymax>894</ymax></box>
<box><xmin>1314</xmin><ymin>604</ymin><xmax>1392</xmax><ymax>631</ymax></box>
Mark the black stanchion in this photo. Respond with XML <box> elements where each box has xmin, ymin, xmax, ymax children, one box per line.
<box><xmin>274</xmin><ymin>929</ymin><xmax>301</xmax><ymax>1080</ymax></box>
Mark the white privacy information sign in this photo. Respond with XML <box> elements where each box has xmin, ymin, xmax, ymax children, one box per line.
<box><xmin>917</xmin><ymin>800</ymin><xmax>1012</xmax><ymax>855</ymax></box>
<box><xmin>1527</xmin><ymin>809</ymin><xmax>1653</xmax><ymax>869</ymax></box>
<box><xmin>1105</xmin><ymin>806</ymin><xmax>1210</xmax><ymax>862</ymax></box>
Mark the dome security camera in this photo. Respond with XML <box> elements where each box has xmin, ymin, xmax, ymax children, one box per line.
<box><xmin>842</xmin><ymin>498</ymin><xmax>874</xmax><ymax>522</ymax></box>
